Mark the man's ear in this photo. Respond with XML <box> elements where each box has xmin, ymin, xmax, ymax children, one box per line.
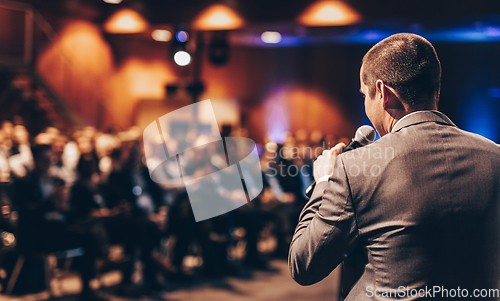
<box><xmin>376</xmin><ymin>80</ymin><xmax>404</xmax><ymax>110</ymax></box>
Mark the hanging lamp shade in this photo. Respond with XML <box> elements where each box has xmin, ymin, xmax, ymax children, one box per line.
<box><xmin>104</xmin><ymin>8</ymin><xmax>148</xmax><ymax>33</ymax></box>
<box><xmin>298</xmin><ymin>1</ymin><xmax>360</xmax><ymax>27</ymax></box>
<box><xmin>192</xmin><ymin>4</ymin><xmax>245</xmax><ymax>31</ymax></box>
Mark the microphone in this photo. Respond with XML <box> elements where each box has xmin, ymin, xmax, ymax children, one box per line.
<box><xmin>341</xmin><ymin>125</ymin><xmax>376</xmax><ymax>152</ymax></box>
<box><xmin>305</xmin><ymin>125</ymin><xmax>375</xmax><ymax>198</ymax></box>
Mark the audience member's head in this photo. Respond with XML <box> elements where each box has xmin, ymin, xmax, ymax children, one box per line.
<box><xmin>35</xmin><ymin>133</ymin><xmax>54</xmax><ymax>145</ymax></box>
<box><xmin>52</xmin><ymin>177</ymin><xmax>69</xmax><ymax>210</ymax></box>
<box><xmin>45</xmin><ymin>127</ymin><xmax>59</xmax><ymax>138</ymax></box>
<box><xmin>77</xmin><ymin>153</ymin><xmax>97</xmax><ymax>180</ymax></box>
<box><xmin>52</xmin><ymin>134</ymin><xmax>68</xmax><ymax>157</ymax></box>
<box><xmin>13</xmin><ymin>125</ymin><xmax>29</xmax><ymax>145</ymax></box>
<box><xmin>1</xmin><ymin>121</ymin><xmax>13</xmax><ymax>138</ymax></box>
<box><xmin>31</xmin><ymin>144</ymin><xmax>53</xmax><ymax>175</ymax></box>
<box><xmin>1</xmin><ymin>121</ymin><xmax>13</xmax><ymax>149</ymax></box>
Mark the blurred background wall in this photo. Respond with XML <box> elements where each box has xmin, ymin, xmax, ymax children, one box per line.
<box><xmin>0</xmin><ymin>0</ymin><xmax>499</xmax><ymax>143</ymax></box>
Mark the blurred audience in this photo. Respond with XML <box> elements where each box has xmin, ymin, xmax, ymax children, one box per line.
<box><xmin>0</xmin><ymin>119</ymin><xmax>333</xmax><ymax>299</ymax></box>
<box><xmin>11</xmin><ymin>144</ymin><xmax>104</xmax><ymax>300</ymax></box>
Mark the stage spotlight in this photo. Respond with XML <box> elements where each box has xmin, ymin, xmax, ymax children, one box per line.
<box><xmin>103</xmin><ymin>0</ymin><xmax>122</xmax><ymax>4</ymax></box>
<box><xmin>176</xmin><ymin>31</ymin><xmax>189</xmax><ymax>43</ymax></box>
<box><xmin>261</xmin><ymin>31</ymin><xmax>282</xmax><ymax>44</ymax></box>
<box><xmin>174</xmin><ymin>51</ymin><xmax>191</xmax><ymax>66</ymax></box>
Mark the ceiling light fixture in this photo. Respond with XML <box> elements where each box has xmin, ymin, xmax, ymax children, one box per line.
<box><xmin>104</xmin><ymin>9</ymin><xmax>148</xmax><ymax>34</ymax></box>
<box><xmin>298</xmin><ymin>1</ymin><xmax>360</xmax><ymax>27</ymax></box>
<box><xmin>176</xmin><ymin>31</ymin><xmax>189</xmax><ymax>43</ymax></box>
<box><xmin>152</xmin><ymin>29</ymin><xmax>172</xmax><ymax>42</ymax></box>
<box><xmin>192</xmin><ymin>4</ymin><xmax>244</xmax><ymax>31</ymax></box>
<box><xmin>174</xmin><ymin>51</ymin><xmax>191</xmax><ymax>66</ymax></box>
<box><xmin>261</xmin><ymin>31</ymin><xmax>282</xmax><ymax>44</ymax></box>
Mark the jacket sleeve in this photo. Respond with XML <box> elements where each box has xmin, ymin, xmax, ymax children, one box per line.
<box><xmin>288</xmin><ymin>156</ymin><xmax>359</xmax><ymax>286</ymax></box>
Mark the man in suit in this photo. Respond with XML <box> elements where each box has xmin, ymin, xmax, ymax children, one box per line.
<box><xmin>289</xmin><ymin>33</ymin><xmax>500</xmax><ymax>300</ymax></box>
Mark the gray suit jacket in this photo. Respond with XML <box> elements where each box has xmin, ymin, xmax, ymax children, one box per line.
<box><xmin>289</xmin><ymin>111</ymin><xmax>500</xmax><ymax>300</ymax></box>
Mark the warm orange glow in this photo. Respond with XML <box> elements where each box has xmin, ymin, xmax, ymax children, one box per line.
<box><xmin>298</xmin><ymin>1</ymin><xmax>360</xmax><ymax>27</ymax></box>
<box><xmin>109</xmin><ymin>58</ymin><xmax>176</xmax><ymax>126</ymax></box>
<box><xmin>192</xmin><ymin>4</ymin><xmax>244</xmax><ymax>31</ymax></box>
<box><xmin>113</xmin><ymin>58</ymin><xmax>175</xmax><ymax>100</ymax></box>
<box><xmin>36</xmin><ymin>21</ymin><xmax>116</xmax><ymax>127</ymax></box>
<box><xmin>104</xmin><ymin>9</ymin><xmax>148</xmax><ymax>33</ymax></box>
<box><xmin>253</xmin><ymin>87</ymin><xmax>353</xmax><ymax>143</ymax></box>
<box><xmin>36</xmin><ymin>22</ymin><xmax>115</xmax><ymax>100</ymax></box>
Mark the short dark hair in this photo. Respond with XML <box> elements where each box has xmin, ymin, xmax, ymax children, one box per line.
<box><xmin>361</xmin><ymin>33</ymin><xmax>441</xmax><ymax>109</ymax></box>
<box><xmin>31</xmin><ymin>144</ymin><xmax>52</xmax><ymax>159</ymax></box>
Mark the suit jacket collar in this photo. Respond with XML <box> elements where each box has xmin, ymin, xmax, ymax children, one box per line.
<box><xmin>392</xmin><ymin>111</ymin><xmax>456</xmax><ymax>133</ymax></box>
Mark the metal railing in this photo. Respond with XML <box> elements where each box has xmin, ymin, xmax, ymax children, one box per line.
<box><xmin>0</xmin><ymin>0</ymin><xmax>109</xmax><ymax>129</ymax></box>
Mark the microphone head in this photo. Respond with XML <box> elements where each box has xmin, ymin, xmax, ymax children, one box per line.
<box><xmin>354</xmin><ymin>125</ymin><xmax>376</xmax><ymax>146</ymax></box>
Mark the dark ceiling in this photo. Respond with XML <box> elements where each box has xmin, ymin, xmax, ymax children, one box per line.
<box><xmin>12</xmin><ymin>0</ymin><xmax>500</xmax><ymax>46</ymax></box>
<box><xmin>20</xmin><ymin>0</ymin><xmax>500</xmax><ymax>27</ymax></box>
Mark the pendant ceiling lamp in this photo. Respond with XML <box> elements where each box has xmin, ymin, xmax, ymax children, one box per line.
<box><xmin>298</xmin><ymin>1</ymin><xmax>360</xmax><ymax>27</ymax></box>
<box><xmin>104</xmin><ymin>8</ymin><xmax>148</xmax><ymax>34</ymax></box>
<box><xmin>192</xmin><ymin>4</ymin><xmax>245</xmax><ymax>31</ymax></box>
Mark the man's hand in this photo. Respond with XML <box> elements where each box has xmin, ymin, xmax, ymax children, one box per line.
<box><xmin>313</xmin><ymin>143</ymin><xmax>346</xmax><ymax>182</ymax></box>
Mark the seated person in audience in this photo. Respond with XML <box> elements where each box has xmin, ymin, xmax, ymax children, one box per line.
<box><xmin>69</xmin><ymin>154</ymin><xmax>110</xmax><ymax>257</ymax></box>
<box><xmin>6</xmin><ymin>124</ymin><xmax>34</xmax><ymax>179</ymax></box>
<box><xmin>0</xmin><ymin>128</ymin><xmax>11</xmax><ymax>183</ymax></box>
<box><xmin>101</xmin><ymin>140</ymin><xmax>168</xmax><ymax>292</ymax></box>
<box><xmin>163</xmin><ymin>141</ymin><xmax>235</xmax><ymax>276</ymax></box>
<box><xmin>70</xmin><ymin>152</ymin><xmax>145</xmax><ymax>293</ymax></box>
<box><xmin>12</xmin><ymin>144</ymin><xmax>105</xmax><ymax>301</ymax></box>
<box><xmin>259</xmin><ymin>142</ymin><xmax>297</xmax><ymax>258</ymax></box>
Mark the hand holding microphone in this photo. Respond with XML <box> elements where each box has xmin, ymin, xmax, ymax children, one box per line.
<box><xmin>313</xmin><ymin>143</ymin><xmax>346</xmax><ymax>182</ymax></box>
<box><xmin>305</xmin><ymin>125</ymin><xmax>376</xmax><ymax>198</ymax></box>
